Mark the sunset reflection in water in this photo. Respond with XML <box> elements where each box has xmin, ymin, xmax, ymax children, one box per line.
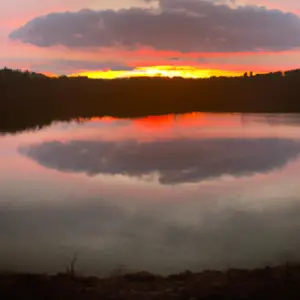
<box><xmin>1</xmin><ymin>113</ymin><xmax>300</xmax><ymax>275</ymax></box>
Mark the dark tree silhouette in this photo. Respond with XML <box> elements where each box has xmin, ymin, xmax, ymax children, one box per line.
<box><xmin>1</xmin><ymin>67</ymin><xmax>300</xmax><ymax>133</ymax></box>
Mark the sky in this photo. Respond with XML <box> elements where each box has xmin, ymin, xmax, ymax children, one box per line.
<box><xmin>1</xmin><ymin>0</ymin><xmax>300</xmax><ymax>77</ymax></box>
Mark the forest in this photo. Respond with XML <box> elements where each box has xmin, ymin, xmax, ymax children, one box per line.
<box><xmin>1</xmin><ymin>67</ymin><xmax>300</xmax><ymax>133</ymax></box>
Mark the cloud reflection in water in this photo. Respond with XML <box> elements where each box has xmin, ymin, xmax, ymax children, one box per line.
<box><xmin>19</xmin><ymin>137</ymin><xmax>300</xmax><ymax>184</ymax></box>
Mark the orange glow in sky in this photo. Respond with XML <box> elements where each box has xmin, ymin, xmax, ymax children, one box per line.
<box><xmin>70</xmin><ymin>66</ymin><xmax>244</xmax><ymax>79</ymax></box>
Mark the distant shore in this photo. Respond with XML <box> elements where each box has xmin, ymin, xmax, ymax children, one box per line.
<box><xmin>1</xmin><ymin>68</ymin><xmax>300</xmax><ymax>133</ymax></box>
<box><xmin>1</xmin><ymin>264</ymin><xmax>300</xmax><ymax>299</ymax></box>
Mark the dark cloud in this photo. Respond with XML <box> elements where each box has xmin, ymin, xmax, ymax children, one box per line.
<box><xmin>19</xmin><ymin>137</ymin><xmax>300</xmax><ymax>184</ymax></box>
<box><xmin>0</xmin><ymin>57</ymin><xmax>132</xmax><ymax>74</ymax></box>
<box><xmin>30</xmin><ymin>59</ymin><xmax>132</xmax><ymax>74</ymax></box>
<box><xmin>52</xmin><ymin>60</ymin><xmax>132</xmax><ymax>71</ymax></box>
<box><xmin>9</xmin><ymin>0</ymin><xmax>300</xmax><ymax>52</ymax></box>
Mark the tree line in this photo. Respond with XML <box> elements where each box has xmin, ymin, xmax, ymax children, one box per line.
<box><xmin>1</xmin><ymin>67</ymin><xmax>300</xmax><ymax>133</ymax></box>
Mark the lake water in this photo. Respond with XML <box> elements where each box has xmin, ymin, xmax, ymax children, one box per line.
<box><xmin>2</xmin><ymin>113</ymin><xmax>300</xmax><ymax>276</ymax></box>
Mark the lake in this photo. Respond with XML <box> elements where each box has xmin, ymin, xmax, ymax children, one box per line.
<box><xmin>1</xmin><ymin>113</ymin><xmax>300</xmax><ymax>276</ymax></box>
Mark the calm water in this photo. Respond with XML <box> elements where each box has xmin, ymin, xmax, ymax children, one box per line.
<box><xmin>2</xmin><ymin>113</ymin><xmax>300</xmax><ymax>275</ymax></box>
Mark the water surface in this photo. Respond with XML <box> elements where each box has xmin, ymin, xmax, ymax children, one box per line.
<box><xmin>1</xmin><ymin>113</ymin><xmax>300</xmax><ymax>275</ymax></box>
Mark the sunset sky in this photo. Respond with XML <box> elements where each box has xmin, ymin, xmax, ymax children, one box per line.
<box><xmin>1</xmin><ymin>0</ymin><xmax>300</xmax><ymax>77</ymax></box>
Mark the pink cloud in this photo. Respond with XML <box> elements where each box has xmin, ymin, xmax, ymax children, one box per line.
<box><xmin>1</xmin><ymin>0</ymin><xmax>300</xmax><ymax>74</ymax></box>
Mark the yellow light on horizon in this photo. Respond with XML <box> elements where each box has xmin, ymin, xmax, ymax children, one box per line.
<box><xmin>69</xmin><ymin>66</ymin><xmax>243</xmax><ymax>79</ymax></box>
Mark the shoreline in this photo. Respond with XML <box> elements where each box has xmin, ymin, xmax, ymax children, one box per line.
<box><xmin>1</xmin><ymin>264</ymin><xmax>300</xmax><ymax>299</ymax></box>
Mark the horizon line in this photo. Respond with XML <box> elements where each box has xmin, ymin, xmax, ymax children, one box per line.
<box><xmin>2</xmin><ymin>65</ymin><xmax>295</xmax><ymax>80</ymax></box>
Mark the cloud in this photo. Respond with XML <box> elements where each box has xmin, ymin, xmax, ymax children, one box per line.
<box><xmin>30</xmin><ymin>59</ymin><xmax>132</xmax><ymax>74</ymax></box>
<box><xmin>9</xmin><ymin>0</ymin><xmax>300</xmax><ymax>53</ymax></box>
<box><xmin>19</xmin><ymin>137</ymin><xmax>300</xmax><ymax>184</ymax></box>
<box><xmin>0</xmin><ymin>56</ymin><xmax>133</xmax><ymax>75</ymax></box>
